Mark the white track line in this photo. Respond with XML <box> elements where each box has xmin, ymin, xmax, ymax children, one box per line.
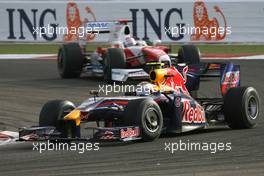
<box><xmin>0</xmin><ymin>131</ymin><xmax>19</xmax><ymax>146</ymax></box>
<box><xmin>202</xmin><ymin>55</ymin><xmax>264</xmax><ymax>60</ymax></box>
<box><xmin>0</xmin><ymin>54</ymin><xmax>56</xmax><ymax>59</ymax></box>
<box><xmin>0</xmin><ymin>54</ymin><xmax>263</xmax><ymax>60</ymax></box>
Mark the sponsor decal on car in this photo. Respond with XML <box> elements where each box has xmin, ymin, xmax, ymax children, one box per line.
<box><xmin>120</xmin><ymin>127</ymin><xmax>140</xmax><ymax>139</ymax></box>
<box><xmin>100</xmin><ymin>131</ymin><xmax>114</xmax><ymax>139</ymax></box>
<box><xmin>96</xmin><ymin>101</ymin><xmax>129</xmax><ymax>107</ymax></box>
<box><xmin>222</xmin><ymin>71</ymin><xmax>240</xmax><ymax>85</ymax></box>
<box><xmin>182</xmin><ymin>101</ymin><xmax>206</xmax><ymax>123</ymax></box>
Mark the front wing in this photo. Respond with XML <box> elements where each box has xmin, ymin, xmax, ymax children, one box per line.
<box><xmin>18</xmin><ymin>126</ymin><xmax>141</xmax><ymax>142</ymax></box>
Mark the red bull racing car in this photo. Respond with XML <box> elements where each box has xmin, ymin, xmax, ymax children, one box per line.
<box><xmin>57</xmin><ymin>20</ymin><xmax>200</xmax><ymax>83</ymax></box>
<box><xmin>19</xmin><ymin>59</ymin><xmax>260</xmax><ymax>142</ymax></box>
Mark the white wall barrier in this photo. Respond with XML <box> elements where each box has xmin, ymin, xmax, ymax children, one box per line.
<box><xmin>0</xmin><ymin>0</ymin><xmax>264</xmax><ymax>43</ymax></box>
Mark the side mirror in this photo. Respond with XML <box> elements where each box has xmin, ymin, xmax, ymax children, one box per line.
<box><xmin>89</xmin><ymin>90</ymin><xmax>99</xmax><ymax>101</ymax></box>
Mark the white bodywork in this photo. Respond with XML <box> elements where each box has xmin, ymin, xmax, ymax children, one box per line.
<box><xmin>112</xmin><ymin>69</ymin><xmax>149</xmax><ymax>82</ymax></box>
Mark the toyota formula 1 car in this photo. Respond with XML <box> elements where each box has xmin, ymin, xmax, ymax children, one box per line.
<box><xmin>57</xmin><ymin>20</ymin><xmax>200</xmax><ymax>83</ymax></box>
<box><xmin>19</xmin><ymin>61</ymin><xmax>260</xmax><ymax>142</ymax></box>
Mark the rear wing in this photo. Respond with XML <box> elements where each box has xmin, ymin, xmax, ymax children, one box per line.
<box><xmin>111</xmin><ymin>62</ymin><xmax>240</xmax><ymax>96</ymax></box>
<box><xmin>84</xmin><ymin>19</ymin><xmax>132</xmax><ymax>33</ymax></box>
<box><xmin>177</xmin><ymin>62</ymin><xmax>240</xmax><ymax>96</ymax></box>
<box><xmin>81</xmin><ymin>20</ymin><xmax>133</xmax><ymax>43</ymax></box>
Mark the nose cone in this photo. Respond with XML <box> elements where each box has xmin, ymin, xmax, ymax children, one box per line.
<box><xmin>64</xmin><ymin>109</ymin><xmax>81</xmax><ymax>126</ymax></box>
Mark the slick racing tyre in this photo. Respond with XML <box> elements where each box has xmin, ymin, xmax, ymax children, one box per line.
<box><xmin>58</xmin><ymin>43</ymin><xmax>84</xmax><ymax>78</ymax></box>
<box><xmin>39</xmin><ymin>100</ymin><xmax>80</xmax><ymax>138</ymax></box>
<box><xmin>104</xmin><ymin>48</ymin><xmax>126</xmax><ymax>83</ymax></box>
<box><xmin>178</xmin><ymin>45</ymin><xmax>200</xmax><ymax>64</ymax></box>
<box><xmin>124</xmin><ymin>98</ymin><xmax>163</xmax><ymax>141</ymax></box>
<box><xmin>223</xmin><ymin>87</ymin><xmax>260</xmax><ymax>129</ymax></box>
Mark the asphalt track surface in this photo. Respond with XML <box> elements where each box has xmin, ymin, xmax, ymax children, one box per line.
<box><xmin>0</xmin><ymin>59</ymin><xmax>263</xmax><ymax>176</ymax></box>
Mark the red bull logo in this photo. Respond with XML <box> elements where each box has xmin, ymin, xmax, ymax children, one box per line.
<box><xmin>120</xmin><ymin>127</ymin><xmax>140</xmax><ymax>139</ymax></box>
<box><xmin>100</xmin><ymin>131</ymin><xmax>114</xmax><ymax>139</ymax></box>
<box><xmin>222</xmin><ymin>71</ymin><xmax>240</xmax><ymax>85</ymax></box>
<box><xmin>221</xmin><ymin>71</ymin><xmax>240</xmax><ymax>95</ymax></box>
<box><xmin>164</xmin><ymin>66</ymin><xmax>189</xmax><ymax>95</ymax></box>
<box><xmin>182</xmin><ymin>101</ymin><xmax>206</xmax><ymax>123</ymax></box>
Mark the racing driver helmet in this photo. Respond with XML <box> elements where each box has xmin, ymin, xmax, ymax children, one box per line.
<box><xmin>124</xmin><ymin>36</ymin><xmax>136</xmax><ymax>47</ymax></box>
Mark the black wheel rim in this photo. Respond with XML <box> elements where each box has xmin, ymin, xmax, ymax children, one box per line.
<box><xmin>247</xmin><ymin>96</ymin><xmax>258</xmax><ymax>120</ymax></box>
<box><xmin>144</xmin><ymin>108</ymin><xmax>160</xmax><ymax>133</ymax></box>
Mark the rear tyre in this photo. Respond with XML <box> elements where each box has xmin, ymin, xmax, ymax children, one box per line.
<box><xmin>178</xmin><ymin>45</ymin><xmax>200</xmax><ymax>97</ymax></box>
<box><xmin>104</xmin><ymin>48</ymin><xmax>126</xmax><ymax>83</ymax></box>
<box><xmin>178</xmin><ymin>45</ymin><xmax>200</xmax><ymax>64</ymax></box>
<box><xmin>124</xmin><ymin>98</ymin><xmax>163</xmax><ymax>141</ymax></box>
<box><xmin>58</xmin><ymin>43</ymin><xmax>84</xmax><ymax>78</ymax></box>
<box><xmin>39</xmin><ymin>100</ymin><xmax>80</xmax><ymax>138</ymax></box>
<box><xmin>223</xmin><ymin>87</ymin><xmax>260</xmax><ymax>129</ymax></box>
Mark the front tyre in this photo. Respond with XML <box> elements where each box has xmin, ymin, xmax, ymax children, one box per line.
<box><xmin>223</xmin><ymin>87</ymin><xmax>260</xmax><ymax>129</ymax></box>
<box><xmin>104</xmin><ymin>48</ymin><xmax>126</xmax><ymax>83</ymax></box>
<box><xmin>39</xmin><ymin>100</ymin><xmax>80</xmax><ymax>138</ymax></box>
<box><xmin>124</xmin><ymin>98</ymin><xmax>163</xmax><ymax>141</ymax></box>
<box><xmin>57</xmin><ymin>43</ymin><xmax>84</xmax><ymax>78</ymax></box>
<box><xmin>178</xmin><ymin>45</ymin><xmax>200</xmax><ymax>64</ymax></box>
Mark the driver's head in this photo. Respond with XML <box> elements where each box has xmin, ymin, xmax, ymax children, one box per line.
<box><xmin>124</xmin><ymin>36</ymin><xmax>136</xmax><ymax>47</ymax></box>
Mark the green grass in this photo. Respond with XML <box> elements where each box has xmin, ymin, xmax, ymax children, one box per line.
<box><xmin>0</xmin><ymin>43</ymin><xmax>109</xmax><ymax>54</ymax></box>
<box><xmin>0</xmin><ymin>43</ymin><xmax>264</xmax><ymax>55</ymax></box>
<box><xmin>169</xmin><ymin>45</ymin><xmax>264</xmax><ymax>55</ymax></box>
<box><xmin>0</xmin><ymin>44</ymin><xmax>60</xmax><ymax>54</ymax></box>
